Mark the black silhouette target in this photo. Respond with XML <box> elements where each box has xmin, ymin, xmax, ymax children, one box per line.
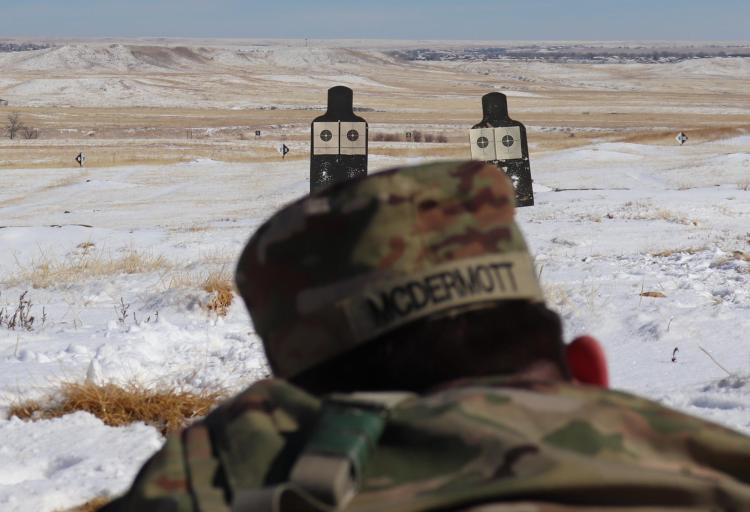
<box><xmin>310</xmin><ymin>86</ymin><xmax>368</xmax><ymax>192</ymax></box>
<box><xmin>470</xmin><ymin>92</ymin><xmax>534</xmax><ymax>207</ymax></box>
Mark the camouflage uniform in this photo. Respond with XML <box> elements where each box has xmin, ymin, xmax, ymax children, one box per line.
<box><xmin>103</xmin><ymin>161</ymin><xmax>750</xmax><ymax>511</ymax></box>
<box><xmin>104</xmin><ymin>377</ymin><xmax>750</xmax><ymax>511</ymax></box>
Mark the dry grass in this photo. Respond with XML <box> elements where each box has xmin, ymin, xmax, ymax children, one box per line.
<box><xmin>651</xmin><ymin>246</ymin><xmax>707</xmax><ymax>257</ymax></box>
<box><xmin>369</xmin><ymin>144</ymin><xmax>466</xmax><ymax>159</ymax></box>
<box><xmin>77</xmin><ymin>241</ymin><xmax>96</xmax><ymax>251</ymax></box>
<box><xmin>654</xmin><ymin>209</ymin><xmax>698</xmax><ymax>226</ymax></box>
<box><xmin>165</xmin><ymin>268</ymin><xmax>235</xmax><ymax>316</ymax></box>
<box><xmin>640</xmin><ymin>291</ymin><xmax>667</xmax><ymax>298</ymax></box>
<box><xmin>9</xmin><ymin>248</ymin><xmax>170</xmax><ymax>288</ymax></box>
<box><xmin>172</xmin><ymin>223</ymin><xmax>211</xmax><ymax>233</ymax></box>
<box><xmin>541</xmin><ymin>282</ymin><xmax>573</xmax><ymax>309</ymax></box>
<box><xmin>9</xmin><ymin>381</ymin><xmax>223</xmax><ymax>435</ymax></box>
<box><xmin>709</xmin><ymin>250</ymin><xmax>750</xmax><ymax>269</ymax></box>
<box><xmin>202</xmin><ymin>270</ymin><xmax>234</xmax><ymax>316</ymax></box>
<box><xmin>60</xmin><ymin>496</ymin><xmax>110</xmax><ymax>512</ymax></box>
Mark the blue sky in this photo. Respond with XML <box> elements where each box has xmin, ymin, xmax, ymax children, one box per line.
<box><xmin>1</xmin><ymin>0</ymin><xmax>748</xmax><ymax>40</ymax></box>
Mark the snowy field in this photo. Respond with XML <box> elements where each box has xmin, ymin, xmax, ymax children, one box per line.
<box><xmin>1</xmin><ymin>138</ymin><xmax>748</xmax><ymax>510</ymax></box>
<box><xmin>0</xmin><ymin>38</ymin><xmax>749</xmax><ymax>511</ymax></box>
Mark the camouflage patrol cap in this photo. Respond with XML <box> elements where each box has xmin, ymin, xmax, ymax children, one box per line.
<box><xmin>236</xmin><ymin>160</ymin><xmax>544</xmax><ymax>378</ymax></box>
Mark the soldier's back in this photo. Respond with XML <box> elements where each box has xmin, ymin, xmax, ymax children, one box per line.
<box><xmin>351</xmin><ymin>378</ymin><xmax>750</xmax><ymax>511</ymax></box>
<box><xmin>106</xmin><ymin>377</ymin><xmax>750</xmax><ymax>511</ymax></box>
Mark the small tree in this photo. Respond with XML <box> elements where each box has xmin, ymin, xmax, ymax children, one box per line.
<box><xmin>22</xmin><ymin>126</ymin><xmax>39</xmax><ymax>140</ymax></box>
<box><xmin>6</xmin><ymin>113</ymin><xmax>23</xmax><ymax>140</ymax></box>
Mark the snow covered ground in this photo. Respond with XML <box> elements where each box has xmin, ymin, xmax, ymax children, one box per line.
<box><xmin>1</xmin><ymin>137</ymin><xmax>749</xmax><ymax>509</ymax></box>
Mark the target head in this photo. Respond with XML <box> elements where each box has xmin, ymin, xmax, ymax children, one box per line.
<box><xmin>482</xmin><ymin>92</ymin><xmax>510</xmax><ymax>122</ymax></box>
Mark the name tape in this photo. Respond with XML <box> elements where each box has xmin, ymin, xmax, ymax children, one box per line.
<box><xmin>341</xmin><ymin>252</ymin><xmax>543</xmax><ymax>342</ymax></box>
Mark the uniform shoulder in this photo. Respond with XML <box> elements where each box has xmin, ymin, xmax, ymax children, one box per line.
<box><xmin>206</xmin><ymin>378</ymin><xmax>320</xmax><ymax>432</ymax></box>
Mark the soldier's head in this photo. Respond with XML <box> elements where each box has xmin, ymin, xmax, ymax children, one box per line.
<box><xmin>236</xmin><ymin>161</ymin><xmax>577</xmax><ymax>394</ymax></box>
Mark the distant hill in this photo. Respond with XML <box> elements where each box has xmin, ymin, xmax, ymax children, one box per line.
<box><xmin>0</xmin><ymin>42</ymin><xmax>50</xmax><ymax>53</ymax></box>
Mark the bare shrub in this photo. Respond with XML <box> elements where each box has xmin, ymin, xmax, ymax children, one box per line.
<box><xmin>371</xmin><ymin>132</ymin><xmax>384</xmax><ymax>141</ymax></box>
<box><xmin>412</xmin><ymin>130</ymin><xmax>423</xmax><ymax>143</ymax></box>
<box><xmin>0</xmin><ymin>291</ymin><xmax>43</xmax><ymax>331</ymax></box>
<box><xmin>114</xmin><ymin>297</ymin><xmax>130</xmax><ymax>326</ymax></box>
<box><xmin>9</xmin><ymin>381</ymin><xmax>223</xmax><ymax>435</ymax></box>
<box><xmin>5</xmin><ymin>112</ymin><xmax>23</xmax><ymax>140</ymax></box>
<box><xmin>424</xmin><ymin>133</ymin><xmax>435</xmax><ymax>143</ymax></box>
<box><xmin>436</xmin><ymin>133</ymin><xmax>448</xmax><ymax>143</ymax></box>
<box><xmin>21</xmin><ymin>126</ymin><xmax>39</xmax><ymax>139</ymax></box>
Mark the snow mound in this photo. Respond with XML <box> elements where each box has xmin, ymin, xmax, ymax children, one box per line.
<box><xmin>0</xmin><ymin>44</ymin><xmax>395</xmax><ymax>74</ymax></box>
<box><xmin>719</xmin><ymin>135</ymin><xmax>750</xmax><ymax>147</ymax></box>
<box><xmin>1</xmin><ymin>45</ymin><xmax>152</xmax><ymax>72</ymax></box>
<box><xmin>672</xmin><ymin>57</ymin><xmax>750</xmax><ymax>77</ymax></box>
<box><xmin>0</xmin><ymin>413</ymin><xmax>162</xmax><ymax>512</ymax></box>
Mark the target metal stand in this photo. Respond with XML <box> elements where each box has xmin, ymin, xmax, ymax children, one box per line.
<box><xmin>469</xmin><ymin>93</ymin><xmax>534</xmax><ymax>207</ymax></box>
<box><xmin>310</xmin><ymin>86</ymin><xmax>368</xmax><ymax>192</ymax></box>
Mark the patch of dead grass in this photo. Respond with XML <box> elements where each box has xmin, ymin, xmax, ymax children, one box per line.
<box><xmin>709</xmin><ymin>250</ymin><xmax>750</xmax><ymax>271</ymax></box>
<box><xmin>202</xmin><ymin>270</ymin><xmax>234</xmax><ymax>316</ymax></box>
<box><xmin>640</xmin><ymin>291</ymin><xmax>667</xmax><ymax>298</ymax></box>
<box><xmin>59</xmin><ymin>496</ymin><xmax>110</xmax><ymax>512</ymax></box>
<box><xmin>166</xmin><ymin>268</ymin><xmax>235</xmax><ymax>316</ymax></box>
<box><xmin>369</xmin><ymin>144</ymin><xmax>465</xmax><ymax>159</ymax></box>
<box><xmin>654</xmin><ymin>209</ymin><xmax>697</xmax><ymax>225</ymax></box>
<box><xmin>172</xmin><ymin>223</ymin><xmax>211</xmax><ymax>233</ymax></box>
<box><xmin>9</xmin><ymin>249</ymin><xmax>170</xmax><ymax>288</ymax></box>
<box><xmin>651</xmin><ymin>247</ymin><xmax>707</xmax><ymax>257</ymax></box>
<box><xmin>9</xmin><ymin>381</ymin><xmax>223</xmax><ymax>435</ymax></box>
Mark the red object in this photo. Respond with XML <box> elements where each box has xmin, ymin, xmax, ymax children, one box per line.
<box><xmin>566</xmin><ymin>335</ymin><xmax>609</xmax><ymax>388</ymax></box>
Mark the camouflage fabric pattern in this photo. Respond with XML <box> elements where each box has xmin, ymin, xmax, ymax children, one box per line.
<box><xmin>103</xmin><ymin>378</ymin><xmax>750</xmax><ymax>511</ymax></box>
<box><xmin>236</xmin><ymin>160</ymin><xmax>544</xmax><ymax>378</ymax></box>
